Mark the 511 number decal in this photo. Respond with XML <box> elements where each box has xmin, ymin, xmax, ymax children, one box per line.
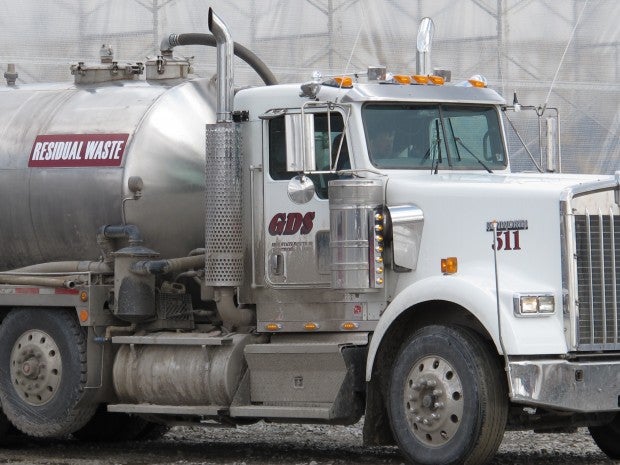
<box><xmin>487</xmin><ymin>219</ymin><xmax>528</xmax><ymax>252</ymax></box>
<box><xmin>494</xmin><ymin>230</ymin><xmax>521</xmax><ymax>251</ymax></box>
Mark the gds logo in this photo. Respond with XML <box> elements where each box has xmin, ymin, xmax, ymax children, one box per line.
<box><xmin>268</xmin><ymin>212</ymin><xmax>315</xmax><ymax>236</ymax></box>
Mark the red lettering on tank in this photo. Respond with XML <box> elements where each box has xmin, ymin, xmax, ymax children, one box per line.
<box><xmin>29</xmin><ymin>134</ymin><xmax>129</xmax><ymax>167</ymax></box>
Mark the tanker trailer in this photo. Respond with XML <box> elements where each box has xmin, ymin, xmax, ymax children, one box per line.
<box><xmin>0</xmin><ymin>35</ymin><xmax>275</xmax><ymax>272</ymax></box>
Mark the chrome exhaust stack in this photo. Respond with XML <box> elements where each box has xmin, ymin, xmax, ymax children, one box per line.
<box><xmin>415</xmin><ymin>17</ymin><xmax>435</xmax><ymax>76</ymax></box>
<box><xmin>204</xmin><ymin>9</ymin><xmax>252</xmax><ymax>330</ymax></box>
<box><xmin>208</xmin><ymin>7</ymin><xmax>234</xmax><ymax>123</ymax></box>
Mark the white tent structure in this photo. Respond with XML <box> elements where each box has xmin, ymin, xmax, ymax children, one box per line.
<box><xmin>1</xmin><ymin>0</ymin><xmax>618</xmax><ymax>174</ymax></box>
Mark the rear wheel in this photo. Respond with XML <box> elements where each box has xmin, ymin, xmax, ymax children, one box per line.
<box><xmin>0</xmin><ymin>309</ymin><xmax>97</xmax><ymax>437</ymax></box>
<box><xmin>589</xmin><ymin>414</ymin><xmax>620</xmax><ymax>459</ymax></box>
<box><xmin>388</xmin><ymin>325</ymin><xmax>508</xmax><ymax>465</ymax></box>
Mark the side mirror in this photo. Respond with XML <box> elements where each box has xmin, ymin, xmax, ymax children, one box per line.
<box><xmin>285</xmin><ymin>113</ymin><xmax>315</xmax><ymax>172</ymax></box>
<box><xmin>287</xmin><ymin>174</ymin><xmax>315</xmax><ymax>204</ymax></box>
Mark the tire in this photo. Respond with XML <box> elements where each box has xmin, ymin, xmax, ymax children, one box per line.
<box><xmin>72</xmin><ymin>405</ymin><xmax>161</xmax><ymax>442</ymax></box>
<box><xmin>0</xmin><ymin>402</ymin><xmax>22</xmax><ymax>440</ymax></box>
<box><xmin>589</xmin><ymin>414</ymin><xmax>620</xmax><ymax>459</ymax></box>
<box><xmin>0</xmin><ymin>405</ymin><xmax>10</xmax><ymax>438</ymax></box>
<box><xmin>388</xmin><ymin>325</ymin><xmax>508</xmax><ymax>465</ymax></box>
<box><xmin>0</xmin><ymin>309</ymin><xmax>97</xmax><ymax>437</ymax></box>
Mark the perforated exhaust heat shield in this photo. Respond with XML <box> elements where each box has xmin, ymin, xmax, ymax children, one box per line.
<box><xmin>205</xmin><ymin>122</ymin><xmax>243</xmax><ymax>286</ymax></box>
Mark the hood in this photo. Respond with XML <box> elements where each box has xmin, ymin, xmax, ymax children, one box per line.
<box><xmin>385</xmin><ymin>171</ymin><xmax>617</xmax><ymax>204</ymax></box>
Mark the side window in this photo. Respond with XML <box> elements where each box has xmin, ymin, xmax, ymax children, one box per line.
<box><xmin>313</xmin><ymin>113</ymin><xmax>348</xmax><ymax>171</ymax></box>
<box><xmin>268</xmin><ymin>116</ymin><xmax>289</xmax><ymax>180</ymax></box>
<box><xmin>268</xmin><ymin>113</ymin><xmax>350</xmax><ymax>198</ymax></box>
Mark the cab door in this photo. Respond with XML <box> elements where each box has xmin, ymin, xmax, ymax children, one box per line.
<box><xmin>263</xmin><ymin>110</ymin><xmax>349</xmax><ymax>288</ymax></box>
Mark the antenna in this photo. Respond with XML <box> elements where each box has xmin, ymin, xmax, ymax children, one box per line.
<box><xmin>341</xmin><ymin>3</ymin><xmax>366</xmax><ymax>80</ymax></box>
<box><xmin>544</xmin><ymin>0</ymin><xmax>589</xmax><ymax>109</ymax></box>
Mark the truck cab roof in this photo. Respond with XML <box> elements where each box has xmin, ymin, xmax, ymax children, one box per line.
<box><xmin>235</xmin><ymin>79</ymin><xmax>506</xmax><ymax>118</ymax></box>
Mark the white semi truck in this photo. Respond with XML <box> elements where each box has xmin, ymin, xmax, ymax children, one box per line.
<box><xmin>0</xmin><ymin>8</ymin><xmax>619</xmax><ymax>465</ymax></box>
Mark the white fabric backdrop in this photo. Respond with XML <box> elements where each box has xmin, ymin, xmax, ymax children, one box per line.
<box><xmin>1</xmin><ymin>0</ymin><xmax>617</xmax><ymax>173</ymax></box>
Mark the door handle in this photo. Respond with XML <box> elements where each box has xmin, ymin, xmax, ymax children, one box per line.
<box><xmin>270</xmin><ymin>252</ymin><xmax>284</xmax><ymax>276</ymax></box>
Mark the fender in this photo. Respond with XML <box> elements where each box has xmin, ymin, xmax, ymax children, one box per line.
<box><xmin>365</xmin><ymin>274</ymin><xmax>567</xmax><ymax>381</ymax></box>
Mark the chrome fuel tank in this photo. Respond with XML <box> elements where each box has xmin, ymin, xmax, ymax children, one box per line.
<box><xmin>0</xmin><ymin>78</ymin><xmax>215</xmax><ymax>269</ymax></box>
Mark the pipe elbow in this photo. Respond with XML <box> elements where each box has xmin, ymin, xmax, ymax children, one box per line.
<box><xmin>208</xmin><ymin>8</ymin><xmax>233</xmax><ymax>46</ymax></box>
<box><xmin>99</xmin><ymin>224</ymin><xmax>143</xmax><ymax>245</ymax></box>
<box><xmin>160</xmin><ymin>34</ymin><xmax>179</xmax><ymax>53</ymax></box>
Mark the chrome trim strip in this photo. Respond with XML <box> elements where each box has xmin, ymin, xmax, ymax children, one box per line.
<box><xmin>585</xmin><ymin>209</ymin><xmax>594</xmax><ymax>345</ymax></box>
<box><xmin>560</xmin><ymin>178</ymin><xmax>619</xmax><ymax>203</ymax></box>
<box><xmin>611</xmin><ymin>206</ymin><xmax>618</xmax><ymax>344</ymax></box>
<box><xmin>598</xmin><ymin>210</ymin><xmax>607</xmax><ymax>344</ymax></box>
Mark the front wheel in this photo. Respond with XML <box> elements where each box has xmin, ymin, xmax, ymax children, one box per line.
<box><xmin>388</xmin><ymin>325</ymin><xmax>508</xmax><ymax>465</ymax></box>
<box><xmin>589</xmin><ymin>414</ymin><xmax>620</xmax><ymax>459</ymax></box>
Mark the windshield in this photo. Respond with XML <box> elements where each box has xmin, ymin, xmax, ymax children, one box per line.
<box><xmin>363</xmin><ymin>103</ymin><xmax>507</xmax><ymax>171</ymax></box>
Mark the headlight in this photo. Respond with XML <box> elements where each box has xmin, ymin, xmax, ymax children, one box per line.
<box><xmin>513</xmin><ymin>294</ymin><xmax>555</xmax><ymax>317</ymax></box>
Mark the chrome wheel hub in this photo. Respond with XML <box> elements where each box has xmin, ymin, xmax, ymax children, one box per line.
<box><xmin>403</xmin><ymin>355</ymin><xmax>464</xmax><ymax>447</ymax></box>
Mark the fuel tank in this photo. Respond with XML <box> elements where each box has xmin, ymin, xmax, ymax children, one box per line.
<box><xmin>112</xmin><ymin>334</ymin><xmax>256</xmax><ymax>406</ymax></box>
<box><xmin>0</xmin><ymin>77</ymin><xmax>216</xmax><ymax>270</ymax></box>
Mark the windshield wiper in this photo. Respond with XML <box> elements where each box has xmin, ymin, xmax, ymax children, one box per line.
<box><xmin>454</xmin><ymin>137</ymin><xmax>493</xmax><ymax>173</ymax></box>
<box><xmin>432</xmin><ymin>120</ymin><xmax>442</xmax><ymax>174</ymax></box>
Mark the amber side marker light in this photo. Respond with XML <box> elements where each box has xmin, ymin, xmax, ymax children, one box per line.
<box><xmin>469</xmin><ymin>79</ymin><xmax>486</xmax><ymax>88</ymax></box>
<box><xmin>429</xmin><ymin>75</ymin><xmax>445</xmax><ymax>85</ymax></box>
<box><xmin>341</xmin><ymin>322</ymin><xmax>359</xmax><ymax>331</ymax></box>
<box><xmin>441</xmin><ymin>257</ymin><xmax>458</xmax><ymax>274</ymax></box>
<box><xmin>79</xmin><ymin>309</ymin><xmax>89</xmax><ymax>322</ymax></box>
<box><xmin>412</xmin><ymin>75</ymin><xmax>430</xmax><ymax>84</ymax></box>
<box><xmin>467</xmin><ymin>74</ymin><xmax>488</xmax><ymax>88</ymax></box>
<box><xmin>265</xmin><ymin>323</ymin><xmax>282</xmax><ymax>332</ymax></box>
<box><xmin>393</xmin><ymin>74</ymin><xmax>412</xmax><ymax>84</ymax></box>
<box><xmin>334</xmin><ymin>76</ymin><xmax>353</xmax><ymax>87</ymax></box>
<box><xmin>304</xmin><ymin>322</ymin><xmax>320</xmax><ymax>331</ymax></box>
<box><xmin>80</xmin><ymin>291</ymin><xmax>88</xmax><ymax>302</ymax></box>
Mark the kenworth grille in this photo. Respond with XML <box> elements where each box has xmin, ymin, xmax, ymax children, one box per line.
<box><xmin>575</xmin><ymin>211</ymin><xmax>620</xmax><ymax>350</ymax></box>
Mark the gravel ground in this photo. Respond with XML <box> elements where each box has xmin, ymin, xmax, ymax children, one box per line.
<box><xmin>0</xmin><ymin>421</ymin><xmax>614</xmax><ymax>465</ymax></box>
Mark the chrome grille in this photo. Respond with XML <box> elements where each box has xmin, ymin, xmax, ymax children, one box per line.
<box><xmin>575</xmin><ymin>212</ymin><xmax>620</xmax><ymax>350</ymax></box>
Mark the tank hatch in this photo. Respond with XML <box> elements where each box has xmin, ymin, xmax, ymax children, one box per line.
<box><xmin>145</xmin><ymin>52</ymin><xmax>192</xmax><ymax>81</ymax></box>
<box><xmin>70</xmin><ymin>45</ymin><xmax>144</xmax><ymax>85</ymax></box>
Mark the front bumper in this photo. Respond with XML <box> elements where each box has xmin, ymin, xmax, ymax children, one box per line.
<box><xmin>509</xmin><ymin>359</ymin><xmax>620</xmax><ymax>412</ymax></box>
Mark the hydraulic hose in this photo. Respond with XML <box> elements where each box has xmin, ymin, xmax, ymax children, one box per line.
<box><xmin>161</xmin><ymin>33</ymin><xmax>278</xmax><ymax>86</ymax></box>
<box><xmin>8</xmin><ymin>261</ymin><xmax>112</xmax><ymax>275</ymax></box>
<box><xmin>0</xmin><ymin>275</ymin><xmax>78</xmax><ymax>289</ymax></box>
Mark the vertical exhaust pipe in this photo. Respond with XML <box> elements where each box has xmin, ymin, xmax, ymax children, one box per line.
<box><xmin>205</xmin><ymin>8</ymin><xmax>244</xmax><ymax>291</ymax></box>
<box><xmin>208</xmin><ymin>8</ymin><xmax>234</xmax><ymax>123</ymax></box>
<box><xmin>415</xmin><ymin>17</ymin><xmax>435</xmax><ymax>76</ymax></box>
<box><xmin>204</xmin><ymin>8</ymin><xmax>253</xmax><ymax>329</ymax></box>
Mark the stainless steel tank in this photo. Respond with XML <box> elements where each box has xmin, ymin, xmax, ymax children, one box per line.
<box><xmin>0</xmin><ymin>78</ymin><xmax>216</xmax><ymax>270</ymax></box>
